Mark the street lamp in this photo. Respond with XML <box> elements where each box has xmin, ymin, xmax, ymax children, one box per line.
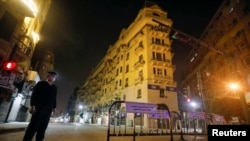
<box><xmin>78</xmin><ymin>105</ymin><xmax>84</xmax><ymax>123</ymax></box>
<box><xmin>190</xmin><ymin>101</ymin><xmax>198</xmax><ymax>109</ymax></box>
<box><xmin>228</xmin><ymin>82</ymin><xmax>250</xmax><ymax>124</ymax></box>
<box><xmin>79</xmin><ymin>105</ymin><xmax>83</xmax><ymax>113</ymax></box>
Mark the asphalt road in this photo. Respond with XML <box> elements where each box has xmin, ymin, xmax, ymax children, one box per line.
<box><xmin>0</xmin><ymin>123</ymin><xmax>207</xmax><ymax>141</ymax></box>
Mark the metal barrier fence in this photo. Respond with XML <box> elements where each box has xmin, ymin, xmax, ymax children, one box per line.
<box><xmin>106</xmin><ymin>101</ymin><xmax>187</xmax><ymax>141</ymax></box>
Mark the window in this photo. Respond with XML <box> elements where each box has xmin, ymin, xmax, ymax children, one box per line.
<box><xmin>157</xmin><ymin>68</ymin><xmax>162</xmax><ymax>76</ymax></box>
<box><xmin>152</xmin><ymin>52</ymin><xmax>155</xmax><ymax>60</ymax></box>
<box><xmin>116</xmin><ymin>69</ymin><xmax>119</xmax><ymax>76</ymax></box>
<box><xmin>152</xmin><ymin>38</ymin><xmax>162</xmax><ymax>45</ymax></box>
<box><xmin>153</xmin><ymin>13</ymin><xmax>160</xmax><ymax>16</ymax></box>
<box><xmin>160</xmin><ymin>89</ymin><xmax>164</xmax><ymax>98</ymax></box>
<box><xmin>117</xmin><ymin>57</ymin><xmax>120</xmax><ymax>64</ymax></box>
<box><xmin>120</xmin><ymin>66</ymin><xmax>122</xmax><ymax>73</ymax></box>
<box><xmin>139</xmin><ymin>70</ymin><xmax>143</xmax><ymax>77</ymax></box>
<box><xmin>156</xmin><ymin>52</ymin><xmax>162</xmax><ymax>61</ymax></box>
<box><xmin>139</xmin><ymin>41</ymin><xmax>143</xmax><ymax>47</ymax></box>
<box><xmin>139</xmin><ymin>55</ymin><xmax>143</xmax><ymax>61</ymax></box>
<box><xmin>126</xmin><ymin>53</ymin><xmax>129</xmax><ymax>60</ymax></box>
<box><xmin>164</xmin><ymin>69</ymin><xmax>167</xmax><ymax>76</ymax></box>
<box><xmin>155</xmin><ymin>38</ymin><xmax>161</xmax><ymax>44</ymax></box>
<box><xmin>137</xmin><ymin>89</ymin><xmax>142</xmax><ymax>98</ymax></box>
<box><xmin>0</xmin><ymin>12</ymin><xmax>18</xmax><ymax>41</ymax></box>
<box><xmin>115</xmin><ymin>81</ymin><xmax>118</xmax><ymax>89</ymax></box>
<box><xmin>125</xmin><ymin>78</ymin><xmax>128</xmax><ymax>87</ymax></box>
<box><xmin>119</xmin><ymin>79</ymin><xmax>122</xmax><ymax>86</ymax></box>
<box><xmin>126</xmin><ymin>65</ymin><xmax>129</xmax><ymax>73</ymax></box>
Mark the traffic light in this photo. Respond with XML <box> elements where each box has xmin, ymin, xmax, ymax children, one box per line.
<box><xmin>2</xmin><ymin>61</ymin><xmax>16</xmax><ymax>71</ymax></box>
<box><xmin>186</xmin><ymin>98</ymin><xmax>191</xmax><ymax>103</ymax></box>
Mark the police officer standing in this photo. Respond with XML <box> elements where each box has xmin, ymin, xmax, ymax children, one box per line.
<box><xmin>23</xmin><ymin>71</ymin><xmax>58</xmax><ymax>141</ymax></box>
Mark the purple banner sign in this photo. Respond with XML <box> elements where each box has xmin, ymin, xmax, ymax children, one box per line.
<box><xmin>148</xmin><ymin>111</ymin><xmax>170</xmax><ymax>119</ymax></box>
<box><xmin>126</xmin><ymin>102</ymin><xmax>157</xmax><ymax>113</ymax></box>
<box><xmin>187</xmin><ymin>111</ymin><xmax>205</xmax><ymax>119</ymax></box>
<box><xmin>212</xmin><ymin>114</ymin><xmax>226</xmax><ymax>122</ymax></box>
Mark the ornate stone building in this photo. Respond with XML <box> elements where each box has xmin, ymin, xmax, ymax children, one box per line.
<box><xmin>78</xmin><ymin>2</ymin><xmax>178</xmax><ymax>125</ymax></box>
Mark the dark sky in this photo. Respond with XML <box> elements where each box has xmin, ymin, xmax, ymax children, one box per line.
<box><xmin>37</xmin><ymin>0</ymin><xmax>223</xmax><ymax>113</ymax></box>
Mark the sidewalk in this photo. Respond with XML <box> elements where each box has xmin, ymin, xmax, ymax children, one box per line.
<box><xmin>0</xmin><ymin>122</ymin><xmax>28</xmax><ymax>134</ymax></box>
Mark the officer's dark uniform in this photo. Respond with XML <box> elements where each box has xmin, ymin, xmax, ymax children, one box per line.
<box><xmin>23</xmin><ymin>78</ymin><xmax>57</xmax><ymax>141</ymax></box>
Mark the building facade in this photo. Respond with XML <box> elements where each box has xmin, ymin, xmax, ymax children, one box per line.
<box><xmin>0</xmin><ymin>0</ymin><xmax>53</xmax><ymax>122</ymax></box>
<box><xmin>180</xmin><ymin>0</ymin><xmax>250</xmax><ymax>123</ymax></box>
<box><xmin>77</xmin><ymin>3</ymin><xmax>179</xmax><ymax>125</ymax></box>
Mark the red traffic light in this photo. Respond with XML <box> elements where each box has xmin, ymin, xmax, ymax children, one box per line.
<box><xmin>3</xmin><ymin>61</ymin><xmax>17</xmax><ymax>71</ymax></box>
<box><xmin>186</xmin><ymin>98</ymin><xmax>191</xmax><ymax>103</ymax></box>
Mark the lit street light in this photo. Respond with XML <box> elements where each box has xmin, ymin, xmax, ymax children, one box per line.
<box><xmin>79</xmin><ymin>105</ymin><xmax>83</xmax><ymax>112</ymax></box>
<box><xmin>78</xmin><ymin>105</ymin><xmax>84</xmax><ymax>123</ymax></box>
<box><xmin>190</xmin><ymin>101</ymin><xmax>198</xmax><ymax>109</ymax></box>
<box><xmin>228</xmin><ymin>82</ymin><xmax>250</xmax><ymax>124</ymax></box>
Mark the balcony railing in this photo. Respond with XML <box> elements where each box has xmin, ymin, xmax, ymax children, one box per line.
<box><xmin>150</xmin><ymin>58</ymin><xmax>170</xmax><ymax>67</ymax></box>
<box><xmin>150</xmin><ymin>43</ymin><xmax>170</xmax><ymax>52</ymax></box>
<box><xmin>134</xmin><ymin>59</ymin><xmax>145</xmax><ymax>69</ymax></box>
<box><xmin>9</xmin><ymin>36</ymin><xmax>33</xmax><ymax>62</ymax></box>
<box><xmin>135</xmin><ymin>45</ymin><xmax>143</xmax><ymax>54</ymax></box>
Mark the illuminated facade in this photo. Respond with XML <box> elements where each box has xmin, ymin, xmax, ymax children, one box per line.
<box><xmin>0</xmin><ymin>0</ymin><xmax>53</xmax><ymax>122</ymax></box>
<box><xmin>180</xmin><ymin>0</ymin><xmax>250</xmax><ymax>121</ymax></box>
<box><xmin>78</xmin><ymin>3</ymin><xmax>179</xmax><ymax>118</ymax></box>
<box><xmin>0</xmin><ymin>0</ymin><xmax>52</xmax><ymax>72</ymax></box>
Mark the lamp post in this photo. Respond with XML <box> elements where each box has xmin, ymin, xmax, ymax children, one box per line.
<box><xmin>79</xmin><ymin>105</ymin><xmax>83</xmax><ymax>111</ymax></box>
<box><xmin>78</xmin><ymin>105</ymin><xmax>84</xmax><ymax>123</ymax></box>
<box><xmin>229</xmin><ymin>82</ymin><xmax>250</xmax><ymax>124</ymax></box>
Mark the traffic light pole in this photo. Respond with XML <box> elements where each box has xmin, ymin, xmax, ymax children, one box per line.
<box><xmin>152</xmin><ymin>19</ymin><xmax>223</xmax><ymax>54</ymax></box>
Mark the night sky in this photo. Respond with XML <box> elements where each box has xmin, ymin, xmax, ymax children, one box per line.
<box><xmin>36</xmin><ymin>0</ymin><xmax>223</xmax><ymax>113</ymax></box>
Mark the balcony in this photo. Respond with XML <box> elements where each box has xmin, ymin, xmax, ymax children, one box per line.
<box><xmin>134</xmin><ymin>59</ymin><xmax>145</xmax><ymax>69</ymax></box>
<box><xmin>150</xmin><ymin>58</ymin><xmax>171</xmax><ymax>67</ymax></box>
<box><xmin>11</xmin><ymin>36</ymin><xmax>33</xmax><ymax>63</ymax></box>
<box><xmin>152</xmin><ymin>75</ymin><xmax>175</xmax><ymax>84</ymax></box>
<box><xmin>150</xmin><ymin>25</ymin><xmax>169</xmax><ymax>37</ymax></box>
<box><xmin>7</xmin><ymin>0</ymin><xmax>37</xmax><ymax>18</ymax></box>
<box><xmin>150</xmin><ymin>43</ymin><xmax>170</xmax><ymax>52</ymax></box>
<box><xmin>134</xmin><ymin>45</ymin><xmax>143</xmax><ymax>55</ymax></box>
<box><xmin>152</xmin><ymin>74</ymin><xmax>167</xmax><ymax>84</ymax></box>
<box><xmin>134</xmin><ymin>76</ymin><xmax>143</xmax><ymax>84</ymax></box>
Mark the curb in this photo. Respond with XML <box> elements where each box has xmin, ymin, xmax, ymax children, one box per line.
<box><xmin>0</xmin><ymin>127</ymin><xmax>26</xmax><ymax>134</ymax></box>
